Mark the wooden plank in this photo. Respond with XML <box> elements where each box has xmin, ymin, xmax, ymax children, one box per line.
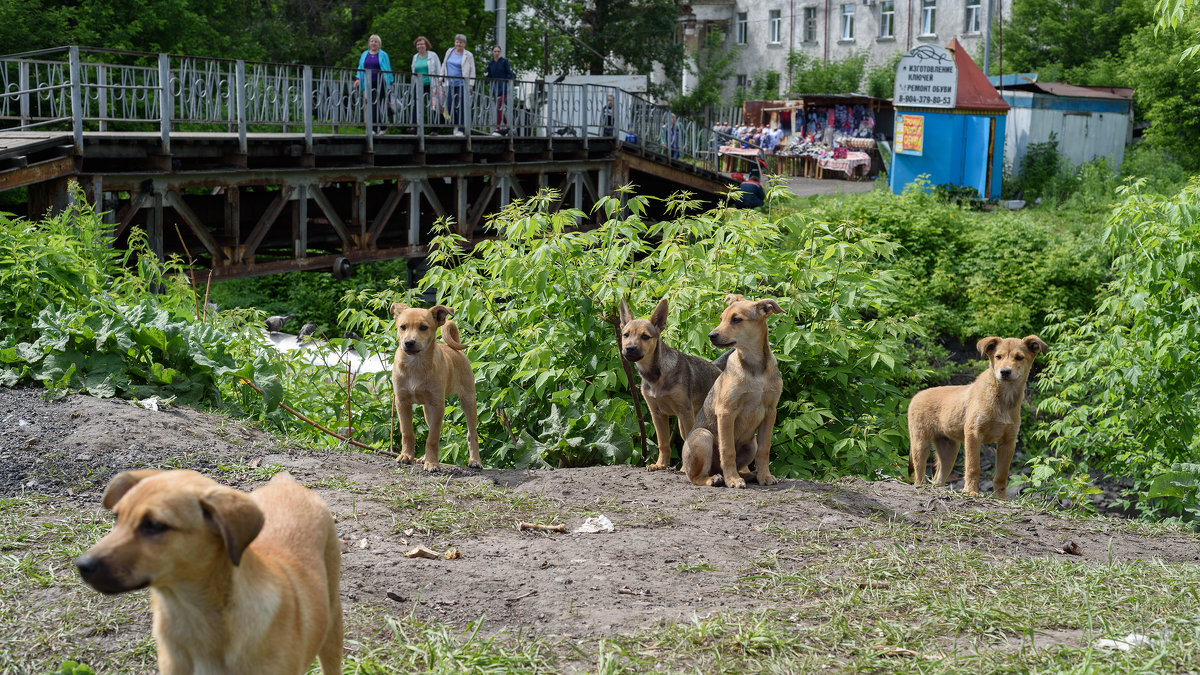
<box><xmin>239</xmin><ymin>186</ymin><xmax>293</xmax><ymax>263</ymax></box>
<box><xmin>164</xmin><ymin>190</ymin><xmax>225</xmax><ymax>265</ymax></box>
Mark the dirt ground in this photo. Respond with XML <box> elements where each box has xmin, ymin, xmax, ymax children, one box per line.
<box><xmin>4</xmin><ymin>385</ymin><xmax>1199</xmax><ymax>665</ymax></box>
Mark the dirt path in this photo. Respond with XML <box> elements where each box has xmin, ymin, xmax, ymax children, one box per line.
<box><xmin>2</xmin><ymin>386</ymin><xmax>1198</xmax><ymax>669</ymax></box>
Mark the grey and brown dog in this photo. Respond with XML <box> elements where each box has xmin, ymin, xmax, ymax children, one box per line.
<box><xmin>75</xmin><ymin>469</ymin><xmax>343</xmax><ymax>675</ymax></box>
<box><xmin>907</xmin><ymin>335</ymin><xmax>1048</xmax><ymax>498</ymax></box>
<box><xmin>390</xmin><ymin>302</ymin><xmax>482</xmax><ymax>470</ymax></box>
<box><xmin>682</xmin><ymin>294</ymin><xmax>785</xmax><ymax>488</ymax></box>
<box><xmin>619</xmin><ymin>298</ymin><xmax>724</xmax><ymax>471</ymax></box>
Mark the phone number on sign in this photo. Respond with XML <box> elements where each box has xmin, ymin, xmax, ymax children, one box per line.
<box><xmin>897</xmin><ymin>94</ymin><xmax>952</xmax><ymax>106</ymax></box>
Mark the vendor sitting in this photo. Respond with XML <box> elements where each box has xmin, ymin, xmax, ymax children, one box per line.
<box><xmin>735</xmin><ymin>168</ymin><xmax>765</xmax><ymax>208</ymax></box>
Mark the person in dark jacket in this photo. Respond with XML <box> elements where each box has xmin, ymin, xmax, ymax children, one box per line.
<box><xmin>486</xmin><ymin>45</ymin><xmax>514</xmax><ymax>135</ymax></box>
<box><xmin>736</xmin><ymin>168</ymin><xmax>765</xmax><ymax>208</ymax></box>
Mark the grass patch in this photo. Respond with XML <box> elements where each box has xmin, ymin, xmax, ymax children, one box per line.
<box><xmin>372</xmin><ymin>476</ymin><xmax>565</xmax><ymax>537</ymax></box>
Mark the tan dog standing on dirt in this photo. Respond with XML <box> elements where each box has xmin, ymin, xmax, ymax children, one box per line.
<box><xmin>75</xmin><ymin>469</ymin><xmax>343</xmax><ymax>675</ymax></box>
<box><xmin>390</xmin><ymin>302</ymin><xmax>482</xmax><ymax>470</ymax></box>
<box><xmin>682</xmin><ymin>294</ymin><xmax>784</xmax><ymax>488</ymax></box>
<box><xmin>619</xmin><ymin>298</ymin><xmax>724</xmax><ymax>471</ymax></box>
<box><xmin>907</xmin><ymin>335</ymin><xmax>1048</xmax><ymax>498</ymax></box>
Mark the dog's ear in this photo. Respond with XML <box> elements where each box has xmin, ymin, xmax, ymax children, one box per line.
<box><xmin>723</xmin><ymin>294</ymin><xmax>746</xmax><ymax>306</ymax></box>
<box><xmin>199</xmin><ymin>487</ymin><xmax>265</xmax><ymax>567</ymax></box>
<box><xmin>976</xmin><ymin>337</ymin><xmax>1002</xmax><ymax>357</ymax></box>
<box><xmin>1023</xmin><ymin>335</ymin><xmax>1048</xmax><ymax>356</ymax></box>
<box><xmin>755</xmin><ymin>299</ymin><xmax>784</xmax><ymax>318</ymax></box>
<box><xmin>650</xmin><ymin>298</ymin><xmax>669</xmax><ymax>332</ymax></box>
<box><xmin>389</xmin><ymin>302</ymin><xmax>409</xmax><ymax>318</ymax></box>
<box><xmin>430</xmin><ymin>305</ymin><xmax>454</xmax><ymax>326</ymax></box>
<box><xmin>618</xmin><ymin>299</ymin><xmax>633</xmax><ymax>327</ymax></box>
<box><xmin>102</xmin><ymin>469</ymin><xmax>164</xmax><ymax>510</ymax></box>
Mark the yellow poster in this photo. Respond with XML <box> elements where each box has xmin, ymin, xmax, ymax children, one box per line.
<box><xmin>896</xmin><ymin>114</ymin><xmax>924</xmax><ymax>155</ymax></box>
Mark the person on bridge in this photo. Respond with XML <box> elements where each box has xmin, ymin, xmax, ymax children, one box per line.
<box><xmin>601</xmin><ymin>94</ymin><xmax>615</xmax><ymax>136</ymax></box>
<box><xmin>411</xmin><ymin>36</ymin><xmax>442</xmax><ymax>130</ymax></box>
<box><xmin>355</xmin><ymin>34</ymin><xmax>394</xmax><ymax>136</ymax></box>
<box><xmin>442</xmin><ymin>34</ymin><xmax>477</xmax><ymax>137</ymax></box>
<box><xmin>486</xmin><ymin>45</ymin><xmax>514</xmax><ymax>135</ymax></box>
<box><xmin>661</xmin><ymin>112</ymin><xmax>680</xmax><ymax>160</ymax></box>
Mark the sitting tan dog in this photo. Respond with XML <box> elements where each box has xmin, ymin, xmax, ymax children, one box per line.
<box><xmin>75</xmin><ymin>469</ymin><xmax>342</xmax><ymax>675</ymax></box>
<box><xmin>682</xmin><ymin>295</ymin><xmax>784</xmax><ymax>488</ymax></box>
<box><xmin>619</xmin><ymin>298</ymin><xmax>724</xmax><ymax>471</ymax></box>
<box><xmin>907</xmin><ymin>335</ymin><xmax>1048</xmax><ymax>498</ymax></box>
<box><xmin>390</xmin><ymin>302</ymin><xmax>481</xmax><ymax>470</ymax></box>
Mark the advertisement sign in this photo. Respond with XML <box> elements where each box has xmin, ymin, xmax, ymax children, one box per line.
<box><xmin>894</xmin><ymin>45</ymin><xmax>957</xmax><ymax>108</ymax></box>
<box><xmin>895</xmin><ymin>114</ymin><xmax>924</xmax><ymax>155</ymax></box>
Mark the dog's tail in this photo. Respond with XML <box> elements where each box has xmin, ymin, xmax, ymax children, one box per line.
<box><xmin>441</xmin><ymin>320</ymin><xmax>468</xmax><ymax>351</ymax></box>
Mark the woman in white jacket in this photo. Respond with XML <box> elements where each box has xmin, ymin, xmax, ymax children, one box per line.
<box><xmin>442</xmin><ymin>34</ymin><xmax>476</xmax><ymax>136</ymax></box>
<box><xmin>411</xmin><ymin>36</ymin><xmax>442</xmax><ymax>129</ymax></box>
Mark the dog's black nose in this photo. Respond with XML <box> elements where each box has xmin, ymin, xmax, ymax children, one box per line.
<box><xmin>76</xmin><ymin>554</ymin><xmax>100</xmax><ymax>580</ymax></box>
<box><xmin>999</xmin><ymin>368</ymin><xmax>1013</xmax><ymax>379</ymax></box>
<box><xmin>708</xmin><ymin>331</ymin><xmax>719</xmax><ymax>341</ymax></box>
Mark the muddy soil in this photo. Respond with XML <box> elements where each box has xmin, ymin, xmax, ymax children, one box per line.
<box><xmin>3</xmin><ymin>386</ymin><xmax>1198</xmax><ymax>658</ymax></box>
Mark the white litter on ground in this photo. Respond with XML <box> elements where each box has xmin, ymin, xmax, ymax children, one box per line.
<box><xmin>574</xmin><ymin>515</ymin><xmax>615</xmax><ymax>534</ymax></box>
<box><xmin>1095</xmin><ymin>633</ymin><xmax>1156</xmax><ymax>651</ymax></box>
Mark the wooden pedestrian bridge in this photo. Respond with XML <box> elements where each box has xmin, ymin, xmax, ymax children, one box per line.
<box><xmin>0</xmin><ymin>47</ymin><xmax>746</xmax><ymax>280</ymax></box>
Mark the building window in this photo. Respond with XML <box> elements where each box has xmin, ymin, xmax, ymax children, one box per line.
<box><xmin>965</xmin><ymin>0</ymin><xmax>981</xmax><ymax>32</ymax></box>
<box><xmin>736</xmin><ymin>74</ymin><xmax>748</xmax><ymax>90</ymax></box>
<box><xmin>804</xmin><ymin>7</ymin><xmax>818</xmax><ymax>41</ymax></box>
<box><xmin>736</xmin><ymin>12</ymin><xmax>748</xmax><ymax>44</ymax></box>
<box><xmin>921</xmin><ymin>0</ymin><xmax>936</xmax><ymax>34</ymax></box>
<box><xmin>841</xmin><ymin>4</ymin><xmax>855</xmax><ymax>39</ymax></box>
<box><xmin>769</xmin><ymin>9</ymin><xmax>783</xmax><ymax>44</ymax></box>
<box><xmin>880</xmin><ymin>0</ymin><xmax>895</xmax><ymax>37</ymax></box>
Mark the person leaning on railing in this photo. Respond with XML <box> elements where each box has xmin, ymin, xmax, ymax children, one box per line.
<box><xmin>355</xmin><ymin>34</ymin><xmax>394</xmax><ymax>136</ymax></box>
<box><xmin>442</xmin><ymin>34</ymin><xmax>476</xmax><ymax>136</ymax></box>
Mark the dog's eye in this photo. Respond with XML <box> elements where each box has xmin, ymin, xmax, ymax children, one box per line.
<box><xmin>641</xmin><ymin>333</ymin><xmax>651</xmax><ymax>340</ymax></box>
<box><xmin>1014</xmin><ymin>354</ymin><xmax>1024</xmax><ymax>361</ymax></box>
<box><xmin>138</xmin><ymin>518</ymin><xmax>169</xmax><ymax>536</ymax></box>
<box><xmin>731</xmin><ymin>316</ymin><xmax>742</xmax><ymax>323</ymax></box>
<box><xmin>399</xmin><ymin>324</ymin><xmax>407</xmax><ymax>330</ymax></box>
<box><xmin>420</xmin><ymin>325</ymin><xmax>429</xmax><ymax>331</ymax></box>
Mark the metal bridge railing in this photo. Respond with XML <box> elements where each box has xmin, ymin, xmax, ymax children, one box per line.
<box><xmin>0</xmin><ymin>46</ymin><xmax>731</xmax><ymax>175</ymax></box>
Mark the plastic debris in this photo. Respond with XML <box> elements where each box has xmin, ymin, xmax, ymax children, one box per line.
<box><xmin>573</xmin><ymin>515</ymin><xmax>614</xmax><ymax>533</ymax></box>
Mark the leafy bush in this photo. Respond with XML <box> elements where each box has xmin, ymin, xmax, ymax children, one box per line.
<box><xmin>787</xmin><ymin>50</ymin><xmax>867</xmax><ymax>94</ymax></box>
<box><xmin>799</xmin><ymin>179</ymin><xmax>1109</xmax><ymax>342</ymax></box>
<box><xmin>344</xmin><ymin>186</ymin><xmax>921</xmax><ymax>477</ymax></box>
<box><xmin>1005</xmin><ymin>134</ymin><xmax>1079</xmax><ymax>204</ymax></box>
<box><xmin>1120</xmin><ymin>144</ymin><xmax>1190</xmax><ymax>195</ymax></box>
<box><xmin>1031</xmin><ymin>178</ymin><xmax>1200</xmax><ymax>520</ymax></box>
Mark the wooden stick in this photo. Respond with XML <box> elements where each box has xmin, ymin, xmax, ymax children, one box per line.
<box><xmin>518</xmin><ymin>522</ymin><xmax>565</xmax><ymax>532</ymax></box>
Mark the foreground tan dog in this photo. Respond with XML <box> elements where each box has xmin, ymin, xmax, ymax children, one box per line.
<box><xmin>619</xmin><ymin>298</ymin><xmax>724</xmax><ymax>470</ymax></box>
<box><xmin>75</xmin><ymin>470</ymin><xmax>342</xmax><ymax>675</ymax></box>
<box><xmin>390</xmin><ymin>302</ymin><xmax>481</xmax><ymax>470</ymax></box>
<box><xmin>907</xmin><ymin>335</ymin><xmax>1048</xmax><ymax>498</ymax></box>
<box><xmin>682</xmin><ymin>295</ymin><xmax>784</xmax><ymax>488</ymax></box>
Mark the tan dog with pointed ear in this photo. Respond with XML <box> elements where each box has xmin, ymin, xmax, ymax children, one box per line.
<box><xmin>682</xmin><ymin>294</ymin><xmax>785</xmax><ymax>488</ymax></box>
<box><xmin>908</xmin><ymin>335</ymin><xmax>1048</xmax><ymax>498</ymax></box>
<box><xmin>390</xmin><ymin>302</ymin><xmax>481</xmax><ymax>470</ymax></box>
<box><xmin>75</xmin><ymin>469</ymin><xmax>343</xmax><ymax>675</ymax></box>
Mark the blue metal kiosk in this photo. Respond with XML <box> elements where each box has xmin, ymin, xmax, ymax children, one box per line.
<box><xmin>889</xmin><ymin>39</ymin><xmax>1009</xmax><ymax>199</ymax></box>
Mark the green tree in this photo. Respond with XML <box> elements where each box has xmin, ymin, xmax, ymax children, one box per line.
<box><xmin>787</xmin><ymin>50</ymin><xmax>867</xmax><ymax>94</ymax></box>
<box><xmin>1000</xmin><ymin>0</ymin><xmax>1151</xmax><ymax>75</ymax></box>
<box><xmin>671</xmin><ymin>34</ymin><xmax>739</xmax><ymax>117</ymax></box>
<box><xmin>1120</xmin><ymin>15</ymin><xmax>1200</xmax><ymax>170</ymax></box>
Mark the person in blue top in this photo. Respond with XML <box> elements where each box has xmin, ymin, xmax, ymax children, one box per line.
<box><xmin>735</xmin><ymin>167</ymin><xmax>765</xmax><ymax>208</ymax></box>
<box><xmin>486</xmin><ymin>45</ymin><xmax>514</xmax><ymax>135</ymax></box>
<box><xmin>441</xmin><ymin>34</ymin><xmax>476</xmax><ymax>136</ymax></box>
<box><xmin>355</xmin><ymin>34</ymin><xmax>394</xmax><ymax>136</ymax></box>
<box><xmin>661</xmin><ymin>112</ymin><xmax>680</xmax><ymax>159</ymax></box>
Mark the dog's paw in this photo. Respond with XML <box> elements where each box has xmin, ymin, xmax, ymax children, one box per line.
<box><xmin>422</xmin><ymin>461</ymin><xmax>440</xmax><ymax>472</ymax></box>
<box><xmin>707</xmin><ymin>474</ymin><xmax>725</xmax><ymax>488</ymax></box>
<box><xmin>726</xmin><ymin>475</ymin><xmax>747</xmax><ymax>489</ymax></box>
<box><xmin>468</xmin><ymin>460</ymin><xmax>483</xmax><ymax>470</ymax></box>
<box><xmin>756</xmin><ymin>472</ymin><xmax>778</xmax><ymax>486</ymax></box>
<box><xmin>396</xmin><ymin>454</ymin><xmax>417</xmax><ymax>465</ymax></box>
<box><xmin>646</xmin><ymin>462</ymin><xmax>670</xmax><ymax>472</ymax></box>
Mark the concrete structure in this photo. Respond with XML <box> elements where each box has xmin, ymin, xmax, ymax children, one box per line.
<box><xmin>990</xmin><ymin>74</ymin><xmax>1134</xmax><ymax>172</ymax></box>
<box><xmin>678</xmin><ymin>0</ymin><xmax>1011</xmax><ymax>97</ymax></box>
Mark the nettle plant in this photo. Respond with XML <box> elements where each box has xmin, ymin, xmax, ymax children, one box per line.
<box><xmin>347</xmin><ymin>186</ymin><xmax>921</xmax><ymax>478</ymax></box>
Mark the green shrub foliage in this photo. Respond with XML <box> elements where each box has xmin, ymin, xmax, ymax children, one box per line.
<box><xmin>1032</xmin><ymin>178</ymin><xmax>1200</xmax><ymax>520</ymax></box>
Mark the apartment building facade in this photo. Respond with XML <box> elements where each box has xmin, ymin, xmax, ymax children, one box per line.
<box><xmin>678</xmin><ymin>0</ymin><xmax>1011</xmax><ymax>96</ymax></box>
